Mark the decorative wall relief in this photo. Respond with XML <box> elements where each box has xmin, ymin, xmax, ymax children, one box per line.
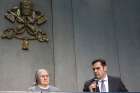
<box><xmin>1</xmin><ymin>0</ymin><xmax>48</xmax><ymax>50</ymax></box>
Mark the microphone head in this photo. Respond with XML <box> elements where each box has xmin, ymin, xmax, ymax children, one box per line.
<box><xmin>94</xmin><ymin>78</ymin><xmax>99</xmax><ymax>87</ymax></box>
<box><xmin>94</xmin><ymin>77</ymin><xmax>98</xmax><ymax>81</ymax></box>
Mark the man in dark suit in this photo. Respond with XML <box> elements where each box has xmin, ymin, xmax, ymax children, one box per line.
<box><xmin>83</xmin><ymin>58</ymin><xmax>128</xmax><ymax>92</ymax></box>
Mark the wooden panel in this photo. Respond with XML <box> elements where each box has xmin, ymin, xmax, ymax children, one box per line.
<box><xmin>0</xmin><ymin>0</ymin><xmax>54</xmax><ymax>91</ymax></box>
<box><xmin>72</xmin><ymin>0</ymin><xmax>120</xmax><ymax>91</ymax></box>
<box><xmin>52</xmin><ymin>0</ymin><xmax>77</xmax><ymax>91</ymax></box>
<box><xmin>113</xmin><ymin>0</ymin><xmax>140</xmax><ymax>91</ymax></box>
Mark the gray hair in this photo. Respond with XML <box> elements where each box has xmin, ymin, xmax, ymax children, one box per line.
<box><xmin>34</xmin><ymin>69</ymin><xmax>48</xmax><ymax>85</ymax></box>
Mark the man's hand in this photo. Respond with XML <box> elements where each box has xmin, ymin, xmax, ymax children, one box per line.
<box><xmin>89</xmin><ymin>81</ymin><xmax>97</xmax><ymax>92</ymax></box>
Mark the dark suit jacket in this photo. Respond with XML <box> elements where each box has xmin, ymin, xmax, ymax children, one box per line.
<box><xmin>83</xmin><ymin>75</ymin><xmax>128</xmax><ymax>92</ymax></box>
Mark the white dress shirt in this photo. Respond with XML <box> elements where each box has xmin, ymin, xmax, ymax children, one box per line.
<box><xmin>98</xmin><ymin>75</ymin><xmax>109</xmax><ymax>92</ymax></box>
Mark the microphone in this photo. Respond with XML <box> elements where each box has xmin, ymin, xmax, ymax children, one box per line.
<box><xmin>94</xmin><ymin>78</ymin><xmax>98</xmax><ymax>86</ymax></box>
<box><xmin>92</xmin><ymin>78</ymin><xmax>98</xmax><ymax>92</ymax></box>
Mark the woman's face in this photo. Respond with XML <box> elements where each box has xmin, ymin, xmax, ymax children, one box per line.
<box><xmin>38</xmin><ymin>70</ymin><xmax>49</xmax><ymax>87</ymax></box>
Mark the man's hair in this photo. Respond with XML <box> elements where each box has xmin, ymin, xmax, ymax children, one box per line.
<box><xmin>91</xmin><ymin>58</ymin><xmax>107</xmax><ymax>66</ymax></box>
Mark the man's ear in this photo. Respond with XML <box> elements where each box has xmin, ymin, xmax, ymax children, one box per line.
<box><xmin>104</xmin><ymin>66</ymin><xmax>107</xmax><ymax>72</ymax></box>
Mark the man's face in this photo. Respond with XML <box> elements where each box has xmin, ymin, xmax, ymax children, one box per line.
<box><xmin>38</xmin><ymin>70</ymin><xmax>49</xmax><ymax>86</ymax></box>
<box><xmin>91</xmin><ymin>61</ymin><xmax>107</xmax><ymax>80</ymax></box>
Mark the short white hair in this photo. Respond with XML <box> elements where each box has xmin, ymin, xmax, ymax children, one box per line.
<box><xmin>34</xmin><ymin>68</ymin><xmax>48</xmax><ymax>85</ymax></box>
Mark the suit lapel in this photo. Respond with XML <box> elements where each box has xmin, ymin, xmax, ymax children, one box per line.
<box><xmin>108</xmin><ymin>76</ymin><xmax>114</xmax><ymax>92</ymax></box>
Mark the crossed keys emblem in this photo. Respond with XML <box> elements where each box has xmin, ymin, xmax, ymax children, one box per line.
<box><xmin>1</xmin><ymin>0</ymin><xmax>48</xmax><ymax>50</ymax></box>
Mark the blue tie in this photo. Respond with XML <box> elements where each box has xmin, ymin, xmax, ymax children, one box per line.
<box><xmin>101</xmin><ymin>80</ymin><xmax>106</xmax><ymax>92</ymax></box>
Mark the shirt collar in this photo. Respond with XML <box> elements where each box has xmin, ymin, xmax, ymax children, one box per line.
<box><xmin>38</xmin><ymin>85</ymin><xmax>49</xmax><ymax>89</ymax></box>
<box><xmin>99</xmin><ymin>74</ymin><xmax>108</xmax><ymax>82</ymax></box>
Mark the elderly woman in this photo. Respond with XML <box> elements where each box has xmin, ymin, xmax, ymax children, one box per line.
<box><xmin>29</xmin><ymin>69</ymin><xmax>60</xmax><ymax>92</ymax></box>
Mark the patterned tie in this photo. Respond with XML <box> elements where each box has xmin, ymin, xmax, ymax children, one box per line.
<box><xmin>101</xmin><ymin>80</ymin><xmax>106</xmax><ymax>92</ymax></box>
